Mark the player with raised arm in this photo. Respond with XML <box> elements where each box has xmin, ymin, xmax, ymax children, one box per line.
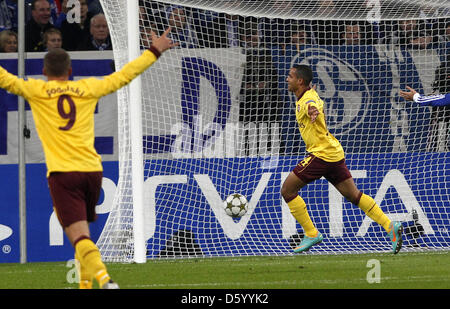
<box><xmin>400</xmin><ymin>86</ymin><xmax>450</xmax><ymax>106</ymax></box>
<box><xmin>281</xmin><ymin>64</ymin><xmax>403</xmax><ymax>254</ymax></box>
<box><xmin>0</xmin><ymin>28</ymin><xmax>176</xmax><ymax>289</ymax></box>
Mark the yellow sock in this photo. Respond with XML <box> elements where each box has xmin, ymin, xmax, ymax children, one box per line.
<box><xmin>287</xmin><ymin>195</ymin><xmax>318</xmax><ymax>237</ymax></box>
<box><xmin>358</xmin><ymin>193</ymin><xmax>391</xmax><ymax>232</ymax></box>
<box><xmin>75</xmin><ymin>238</ymin><xmax>111</xmax><ymax>288</ymax></box>
<box><xmin>75</xmin><ymin>252</ymin><xmax>93</xmax><ymax>289</ymax></box>
<box><xmin>94</xmin><ymin>269</ymin><xmax>111</xmax><ymax>288</ymax></box>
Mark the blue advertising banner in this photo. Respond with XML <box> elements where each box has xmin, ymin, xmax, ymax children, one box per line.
<box><xmin>0</xmin><ymin>161</ymin><xmax>118</xmax><ymax>262</ymax></box>
<box><xmin>142</xmin><ymin>153</ymin><xmax>449</xmax><ymax>257</ymax></box>
<box><xmin>1</xmin><ymin>153</ymin><xmax>447</xmax><ymax>262</ymax></box>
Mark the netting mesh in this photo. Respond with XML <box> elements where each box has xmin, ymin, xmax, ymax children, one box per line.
<box><xmin>97</xmin><ymin>0</ymin><xmax>450</xmax><ymax>262</ymax></box>
<box><xmin>139</xmin><ymin>0</ymin><xmax>450</xmax><ymax>20</ymax></box>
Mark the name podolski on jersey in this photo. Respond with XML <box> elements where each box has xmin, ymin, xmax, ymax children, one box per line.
<box><xmin>46</xmin><ymin>85</ymin><xmax>85</xmax><ymax>98</ymax></box>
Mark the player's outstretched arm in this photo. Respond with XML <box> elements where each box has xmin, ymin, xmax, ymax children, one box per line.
<box><xmin>0</xmin><ymin>65</ymin><xmax>29</xmax><ymax>98</ymax></box>
<box><xmin>399</xmin><ymin>86</ymin><xmax>417</xmax><ymax>101</ymax></box>
<box><xmin>150</xmin><ymin>27</ymin><xmax>179</xmax><ymax>54</ymax></box>
<box><xmin>400</xmin><ymin>86</ymin><xmax>450</xmax><ymax>106</ymax></box>
<box><xmin>86</xmin><ymin>27</ymin><xmax>178</xmax><ymax>98</ymax></box>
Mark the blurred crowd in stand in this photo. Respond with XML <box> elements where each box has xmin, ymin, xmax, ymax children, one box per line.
<box><xmin>0</xmin><ymin>0</ymin><xmax>107</xmax><ymax>52</ymax></box>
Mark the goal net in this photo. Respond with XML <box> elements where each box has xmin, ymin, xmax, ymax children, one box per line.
<box><xmin>97</xmin><ymin>0</ymin><xmax>450</xmax><ymax>262</ymax></box>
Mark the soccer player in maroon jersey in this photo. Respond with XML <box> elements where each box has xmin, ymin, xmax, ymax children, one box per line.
<box><xmin>281</xmin><ymin>64</ymin><xmax>403</xmax><ymax>254</ymax></box>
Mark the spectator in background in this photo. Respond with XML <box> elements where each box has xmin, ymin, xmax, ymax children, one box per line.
<box><xmin>59</xmin><ymin>0</ymin><xmax>92</xmax><ymax>51</ymax></box>
<box><xmin>0</xmin><ymin>29</ymin><xmax>17</xmax><ymax>52</ymax></box>
<box><xmin>203</xmin><ymin>13</ymin><xmax>243</xmax><ymax>48</ymax></box>
<box><xmin>315</xmin><ymin>22</ymin><xmax>342</xmax><ymax>45</ymax></box>
<box><xmin>44</xmin><ymin>0</ymin><xmax>64</xmax><ymax>27</ymax></box>
<box><xmin>139</xmin><ymin>2</ymin><xmax>166</xmax><ymax>36</ymax></box>
<box><xmin>403</xmin><ymin>19</ymin><xmax>433</xmax><ymax>49</ymax></box>
<box><xmin>140</xmin><ymin>24</ymin><xmax>152</xmax><ymax>50</ymax></box>
<box><xmin>438</xmin><ymin>20</ymin><xmax>450</xmax><ymax>62</ymax></box>
<box><xmin>310</xmin><ymin>0</ymin><xmax>341</xmax><ymax>45</ymax></box>
<box><xmin>139</xmin><ymin>4</ymin><xmax>150</xmax><ymax>29</ymax></box>
<box><xmin>419</xmin><ymin>4</ymin><xmax>448</xmax><ymax>42</ymax></box>
<box><xmin>441</xmin><ymin>20</ymin><xmax>450</xmax><ymax>43</ymax></box>
<box><xmin>165</xmin><ymin>5</ymin><xmax>200</xmax><ymax>48</ymax></box>
<box><xmin>287</xmin><ymin>22</ymin><xmax>310</xmax><ymax>53</ymax></box>
<box><xmin>0</xmin><ymin>0</ymin><xmax>16</xmax><ymax>31</ymax></box>
<box><xmin>25</xmin><ymin>0</ymin><xmax>59</xmax><ymax>25</ymax></box>
<box><xmin>239</xmin><ymin>22</ymin><xmax>279</xmax><ymax>127</ymax></box>
<box><xmin>380</xmin><ymin>19</ymin><xmax>433</xmax><ymax>49</ymax></box>
<box><xmin>42</xmin><ymin>27</ymin><xmax>62</xmax><ymax>50</ymax></box>
<box><xmin>259</xmin><ymin>17</ymin><xmax>280</xmax><ymax>48</ymax></box>
<box><xmin>25</xmin><ymin>0</ymin><xmax>54</xmax><ymax>52</ymax></box>
<box><xmin>428</xmin><ymin>60</ymin><xmax>450</xmax><ymax>151</ymax></box>
<box><xmin>140</xmin><ymin>0</ymin><xmax>167</xmax><ymax>14</ymax></box>
<box><xmin>139</xmin><ymin>9</ymin><xmax>168</xmax><ymax>49</ymax></box>
<box><xmin>291</xmin><ymin>25</ymin><xmax>308</xmax><ymax>45</ymax></box>
<box><xmin>341</xmin><ymin>23</ymin><xmax>361</xmax><ymax>45</ymax></box>
<box><xmin>340</xmin><ymin>22</ymin><xmax>375</xmax><ymax>45</ymax></box>
<box><xmin>77</xmin><ymin>13</ymin><xmax>111</xmax><ymax>51</ymax></box>
<box><xmin>48</xmin><ymin>0</ymin><xmax>59</xmax><ymax>23</ymax></box>
<box><xmin>87</xmin><ymin>0</ymin><xmax>102</xmax><ymax>15</ymax></box>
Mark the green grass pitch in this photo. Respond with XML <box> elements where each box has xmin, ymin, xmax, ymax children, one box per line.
<box><xmin>0</xmin><ymin>251</ymin><xmax>448</xmax><ymax>290</ymax></box>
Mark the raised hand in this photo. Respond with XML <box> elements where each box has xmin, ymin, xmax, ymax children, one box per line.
<box><xmin>308</xmin><ymin>104</ymin><xmax>319</xmax><ymax>123</ymax></box>
<box><xmin>151</xmin><ymin>27</ymin><xmax>178</xmax><ymax>53</ymax></box>
<box><xmin>399</xmin><ymin>86</ymin><xmax>417</xmax><ymax>101</ymax></box>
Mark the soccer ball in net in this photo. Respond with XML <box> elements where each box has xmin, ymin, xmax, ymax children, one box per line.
<box><xmin>223</xmin><ymin>193</ymin><xmax>249</xmax><ymax>218</ymax></box>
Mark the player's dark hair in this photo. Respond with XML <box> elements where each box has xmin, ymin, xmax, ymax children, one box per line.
<box><xmin>292</xmin><ymin>64</ymin><xmax>313</xmax><ymax>86</ymax></box>
<box><xmin>44</xmin><ymin>48</ymin><xmax>71</xmax><ymax>77</ymax></box>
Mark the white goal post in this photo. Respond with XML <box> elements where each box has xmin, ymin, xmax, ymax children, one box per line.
<box><xmin>97</xmin><ymin>0</ymin><xmax>450</xmax><ymax>263</ymax></box>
